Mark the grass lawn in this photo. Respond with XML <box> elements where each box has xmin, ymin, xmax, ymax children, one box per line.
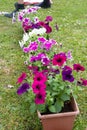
<box><xmin>0</xmin><ymin>0</ymin><xmax>87</xmax><ymax>130</ymax></box>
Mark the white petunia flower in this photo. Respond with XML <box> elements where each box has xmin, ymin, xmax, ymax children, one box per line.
<box><xmin>23</xmin><ymin>33</ymin><xmax>29</xmax><ymax>42</ymax></box>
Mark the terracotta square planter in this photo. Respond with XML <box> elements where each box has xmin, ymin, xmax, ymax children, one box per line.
<box><xmin>37</xmin><ymin>97</ymin><xmax>79</xmax><ymax>130</ymax></box>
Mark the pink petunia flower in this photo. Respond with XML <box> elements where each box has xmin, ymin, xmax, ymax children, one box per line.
<box><xmin>81</xmin><ymin>78</ymin><xmax>87</xmax><ymax>86</ymax></box>
<box><xmin>17</xmin><ymin>72</ymin><xmax>27</xmax><ymax>84</ymax></box>
<box><xmin>73</xmin><ymin>64</ymin><xmax>85</xmax><ymax>72</ymax></box>
<box><xmin>35</xmin><ymin>91</ymin><xmax>46</xmax><ymax>104</ymax></box>
<box><xmin>34</xmin><ymin>72</ymin><xmax>47</xmax><ymax>83</ymax></box>
<box><xmin>32</xmin><ymin>81</ymin><xmax>46</xmax><ymax>94</ymax></box>
<box><xmin>52</xmin><ymin>53</ymin><xmax>67</xmax><ymax>66</ymax></box>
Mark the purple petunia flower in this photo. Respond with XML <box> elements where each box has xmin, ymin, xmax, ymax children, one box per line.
<box><xmin>17</xmin><ymin>82</ymin><xmax>30</xmax><ymax>95</ymax></box>
<box><xmin>62</xmin><ymin>69</ymin><xmax>74</xmax><ymax>82</ymax></box>
<box><xmin>41</xmin><ymin>56</ymin><xmax>50</xmax><ymax>66</ymax></box>
<box><xmin>51</xmin><ymin>68</ymin><xmax>60</xmax><ymax>74</ymax></box>
<box><xmin>30</xmin><ymin>56</ymin><xmax>38</xmax><ymax>62</ymax></box>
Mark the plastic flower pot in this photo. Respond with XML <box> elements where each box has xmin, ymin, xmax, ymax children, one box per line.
<box><xmin>37</xmin><ymin>97</ymin><xmax>79</xmax><ymax>130</ymax></box>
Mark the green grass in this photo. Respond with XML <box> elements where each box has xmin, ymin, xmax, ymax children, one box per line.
<box><xmin>0</xmin><ymin>0</ymin><xmax>87</xmax><ymax>130</ymax></box>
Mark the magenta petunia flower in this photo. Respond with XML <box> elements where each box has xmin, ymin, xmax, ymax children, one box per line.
<box><xmin>45</xmin><ymin>16</ymin><xmax>53</xmax><ymax>22</ymax></box>
<box><xmin>62</xmin><ymin>69</ymin><xmax>74</xmax><ymax>82</ymax></box>
<box><xmin>43</xmin><ymin>40</ymin><xmax>52</xmax><ymax>50</ymax></box>
<box><xmin>28</xmin><ymin>41</ymin><xmax>38</xmax><ymax>51</ymax></box>
<box><xmin>52</xmin><ymin>53</ymin><xmax>66</xmax><ymax>66</ymax></box>
<box><xmin>35</xmin><ymin>92</ymin><xmax>46</xmax><ymax>104</ymax></box>
<box><xmin>23</xmin><ymin>47</ymin><xmax>30</xmax><ymax>53</ymax></box>
<box><xmin>23</xmin><ymin>25</ymin><xmax>32</xmax><ymax>32</ymax></box>
<box><xmin>32</xmin><ymin>81</ymin><xmax>46</xmax><ymax>94</ymax></box>
<box><xmin>73</xmin><ymin>64</ymin><xmax>85</xmax><ymax>72</ymax></box>
<box><xmin>38</xmin><ymin>37</ymin><xmax>47</xmax><ymax>43</ymax></box>
<box><xmin>38</xmin><ymin>21</ymin><xmax>45</xmax><ymax>26</ymax></box>
<box><xmin>30</xmin><ymin>56</ymin><xmax>38</xmax><ymax>62</ymax></box>
<box><xmin>17</xmin><ymin>82</ymin><xmax>30</xmax><ymax>95</ymax></box>
<box><xmin>41</xmin><ymin>56</ymin><xmax>50</xmax><ymax>66</ymax></box>
<box><xmin>17</xmin><ymin>72</ymin><xmax>27</xmax><ymax>84</ymax></box>
<box><xmin>44</xmin><ymin>25</ymin><xmax>52</xmax><ymax>34</ymax></box>
<box><xmin>49</xmin><ymin>39</ymin><xmax>57</xmax><ymax>45</ymax></box>
<box><xmin>37</xmin><ymin>53</ymin><xmax>46</xmax><ymax>60</ymax></box>
<box><xmin>27</xmin><ymin>65</ymin><xmax>39</xmax><ymax>73</ymax></box>
<box><xmin>81</xmin><ymin>78</ymin><xmax>87</xmax><ymax>86</ymax></box>
<box><xmin>63</xmin><ymin>65</ymin><xmax>72</xmax><ymax>71</ymax></box>
<box><xmin>34</xmin><ymin>72</ymin><xmax>47</xmax><ymax>83</ymax></box>
<box><xmin>18</xmin><ymin>13</ymin><xmax>24</xmax><ymax>21</ymax></box>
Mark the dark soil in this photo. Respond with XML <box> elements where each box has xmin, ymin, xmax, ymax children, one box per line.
<box><xmin>41</xmin><ymin>100</ymin><xmax>73</xmax><ymax>115</ymax></box>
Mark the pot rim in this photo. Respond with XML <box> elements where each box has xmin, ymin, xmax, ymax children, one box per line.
<box><xmin>37</xmin><ymin>98</ymin><xmax>79</xmax><ymax>119</ymax></box>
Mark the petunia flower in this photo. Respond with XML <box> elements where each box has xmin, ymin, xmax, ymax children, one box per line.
<box><xmin>38</xmin><ymin>37</ymin><xmax>47</xmax><ymax>43</ymax></box>
<box><xmin>35</xmin><ymin>92</ymin><xmax>46</xmax><ymax>104</ymax></box>
<box><xmin>52</xmin><ymin>53</ymin><xmax>66</xmax><ymax>66</ymax></box>
<box><xmin>23</xmin><ymin>47</ymin><xmax>30</xmax><ymax>53</ymax></box>
<box><xmin>17</xmin><ymin>72</ymin><xmax>27</xmax><ymax>84</ymax></box>
<box><xmin>32</xmin><ymin>81</ymin><xmax>46</xmax><ymax>94</ymax></box>
<box><xmin>28</xmin><ymin>41</ymin><xmax>38</xmax><ymax>52</ymax></box>
<box><xmin>34</xmin><ymin>72</ymin><xmax>47</xmax><ymax>83</ymax></box>
<box><xmin>41</xmin><ymin>56</ymin><xmax>50</xmax><ymax>66</ymax></box>
<box><xmin>44</xmin><ymin>25</ymin><xmax>52</xmax><ymax>34</ymax></box>
<box><xmin>80</xmin><ymin>78</ymin><xmax>87</xmax><ymax>86</ymax></box>
<box><xmin>17</xmin><ymin>82</ymin><xmax>30</xmax><ymax>95</ymax></box>
<box><xmin>45</xmin><ymin>16</ymin><xmax>53</xmax><ymax>22</ymax></box>
<box><xmin>63</xmin><ymin>65</ymin><xmax>72</xmax><ymax>71</ymax></box>
<box><xmin>62</xmin><ymin>69</ymin><xmax>74</xmax><ymax>82</ymax></box>
<box><xmin>27</xmin><ymin>65</ymin><xmax>39</xmax><ymax>73</ymax></box>
<box><xmin>73</xmin><ymin>64</ymin><xmax>85</xmax><ymax>72</ymax></box>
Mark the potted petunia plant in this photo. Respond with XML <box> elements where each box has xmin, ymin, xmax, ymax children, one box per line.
<box><xmin>16</xmin><ymin>35</ymin><xmax>87</xmax><ymax>130</ymax></box>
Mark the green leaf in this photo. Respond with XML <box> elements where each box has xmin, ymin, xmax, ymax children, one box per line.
<box><xmin>55</xmin><ymin>101</ymin><xmax>63</xmax><ymax>112</ymax></box>
<box><xmin>49</xmin><ymin>105</ymin><xmax>56</xmax><ymax>113</ymax></box>
<box><xmin>61</xmin><ymin>94</ymin><xmax>70</xmax><ymax>101</ymax></box>
<box><xmin>37</xmin><ymin>104</ymin><xmax>46</xmax><ymax>113</ymax></box>
<box><xmin>59</xmin><ymin>85</ymin><xmax>64</xmax><ymax>90</ymax></box>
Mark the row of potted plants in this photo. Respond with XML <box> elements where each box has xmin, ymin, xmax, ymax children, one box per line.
<box><xmin>16</xmin><ymin>6</ymin><xmax>87</xmax><ymax>130</ymax></box>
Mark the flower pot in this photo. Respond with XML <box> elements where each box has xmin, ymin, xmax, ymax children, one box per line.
<box><xmin>37</xmin><ymin>97</ymin><xmax>79</xmax><ymax>130</ymax></box>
